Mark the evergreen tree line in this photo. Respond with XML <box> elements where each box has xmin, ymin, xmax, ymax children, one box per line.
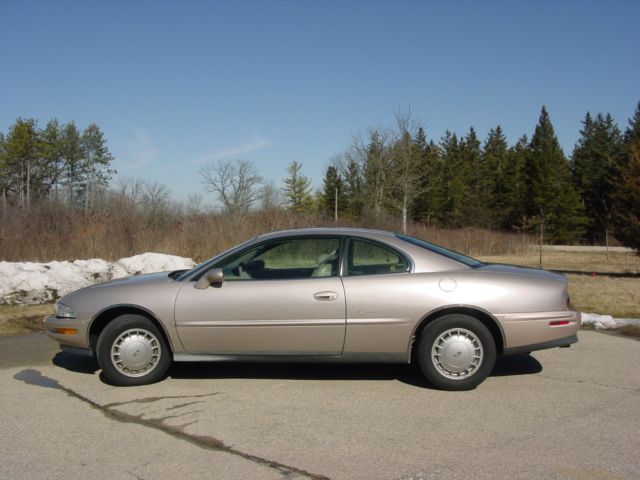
<box><xmin>318</xmin><ymin>104</ymin><xmax>640</xmax><ymax>248</ymax></box>
<box><xmin>0</xmin><ymin>118</ymin><xmax>115</xmax><ymax>211</ymax></box>
<box><xmin>2</xmin><ymin>103</ymin><xmax>639</xmax><ymax>253</ymax></box>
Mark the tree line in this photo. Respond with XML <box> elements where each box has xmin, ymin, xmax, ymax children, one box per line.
<box><xmin>2</xmin><ymin>102</ymin><xmax>639</xmax><ymax>252</ymax></box>
<box><xmin>0</xmin><ymin>118</ymin><xmax>114</xmax><ymax>211</ymax></box>
<box><xmin>316</xmin><ymin>104</ymin><xmax>638</xmax><ymax>250</ymax></box>
<box><xmin>199</xmin><ymin>103</ymin><xmax>639</xmax><ymax>250</ymax></box>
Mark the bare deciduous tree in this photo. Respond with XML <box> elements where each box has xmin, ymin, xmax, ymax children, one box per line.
<box><xmin>259</xmin><ymin>180</ymin><xmax>281</xmax><ymax>210</ymax></box>
<box><xmin>184</xmin><ymin>193</ymin><xmax>204</xmax><ymax>215</ymax></box>
<box><xmin>116</xmin><ymin>177</ymin><xmax>145</xmax><ymax>205</ymax></box>
<box><xmin>391</xmin><ymin>108</ymin><xmax>425</xmax><ymax>233</ymax></box>
<box><xmin>199</xmin><ymin>159</ymin><xmax>263</xmax><ymax>214</ymax></box>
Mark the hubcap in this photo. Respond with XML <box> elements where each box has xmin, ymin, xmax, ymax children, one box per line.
<box><xmin>431</xmin><ymin>328</ymin><xmax>483</xmax><ymax>380</ymax></box>
<box><xmin>111</xmin><ymin>328</ymin><xmax>161</xmax><ymax>377</ymax></box>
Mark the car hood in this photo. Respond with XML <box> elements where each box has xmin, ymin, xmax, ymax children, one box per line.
<box><xmin>59</xmin><ymin>271</ymin><xmax>182</xmax><ymax>318</ymax></box>
<box><xmin>478</xmin><ymin>263</ymin><xmax>566</xmax><ymax>282</ymax></box>
<box><xmin>81</xmin><ymin>271</ymin><xmax>173</xmax><ymax>290</ymax></box>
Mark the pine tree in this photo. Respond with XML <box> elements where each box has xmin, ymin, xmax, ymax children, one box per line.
<box><xmin>343</xmin><ymin>156</ymin><xmax>364</xmax><ymax>218</ymax></box>
<box><xmin>624</xmin><ymin>101</ymin><xmax>640</xmax><ymax>146</ymax></box>
<box><xmin>525</xmin><ymin>107</ymin><xmax>585</xmax><ymax>243</ymax></box>
<box><xmin>61</xmin><ymin>122</ymin><xmax>83</xmax><ymax>206</ymax></box>
<box><xmin>436</xmin><ymin>131</ymin><xmax>469</xmax><ymax>227</ymax></box>
<box><xmin>571</xmin><ymin>112</ymin><xmax>623</xmax><ymax>244</ymax></box>
<box><xmin>80</xmin><ymin>123</ymin><xmax>115</xmax><ymax>210</ymax></box>
<box><xmin>459</xmin><ymin>127</ymin><xmax>485</xmax><ymax>226</ymax></box>
<box><xmin>412</xmin><ymin>128</ymin><xmax>439</xmax><ymax>225</ymax></box>
<box><xmin>321</xmin><ymin>165</ymin><xmax>345</xmax><ymax>219</ymax></box>
<box><xmin>482</xmin><ymin>126</ymin><xmax>510</xmax><ymax>228</ymax></box>
<box><xmin>613</xmin><ymin>101</ymin><xmax>640</xmax><ymax>253</ymax></box>
<box><xmin>282</xmin><ymin>161</ymin><xmax>312</xmax><ymax>212</ymax></box>
<box><xmin>612</xmin><ymin>143</ymin><xmax>640</xmax><ymax>253</ymax></box>
<box><xmin>38</xmin><ymin>119</ymin><xmax>65</xmax><ymax>201</ymax></box>
<box><xmin>4</xmin><ymin>118</ymin><xmax>39</xmax><ymax>207</ymax></box>
<box><xmin>504</xmin><ymin>135</ymin><xmax>528</xmax><ymax>231</ymax></box>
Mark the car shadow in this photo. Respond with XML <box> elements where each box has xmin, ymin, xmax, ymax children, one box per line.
<box><xmin>166</xmin><ymin>354</ymin><xmax>543</xmax><ymax>389</ymax></box>
<box><xmin>491</xmin><ymin>354</ymin><xmax>543</xmax><ymax>377</ymax></box>
<box><xmin>52</xmin><ymin>352</ymin><xmax>100</xmax><ymax>374</ymax></box>
<box><xmin>51</xmin><ymin>350</ymin><xmax>542</xmax><ymax>389</ymax></box>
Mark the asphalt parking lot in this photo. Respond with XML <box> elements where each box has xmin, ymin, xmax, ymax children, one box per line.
<box><xmin>1</xmin><ymin>330</ymin><xmax>638</xmax><ymax>480</ymax></box>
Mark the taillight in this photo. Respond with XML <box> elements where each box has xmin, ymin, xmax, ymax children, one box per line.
<box><xmin>550</xmin><ymin>320</ymin><xmax>570</xmax><ymax>326</ymax></box>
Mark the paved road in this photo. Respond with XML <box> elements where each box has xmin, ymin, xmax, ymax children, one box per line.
<box><xmin>1</xmin><ymin>331</ymin><xmax>638</xmax><ymax>480</ymax></box>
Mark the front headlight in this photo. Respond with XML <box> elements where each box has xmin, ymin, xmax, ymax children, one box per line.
<box><xmin>54</xmin><ymin>302</ymin><xmax>77</xmax><ymax>319</ymax></box>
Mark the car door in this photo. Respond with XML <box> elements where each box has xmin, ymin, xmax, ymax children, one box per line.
<box><xmin>174</xmin><ymin>237</ymin><xmax>346</xmax><ymax>355</ymax></box>
<box><xmin>340</xmin><ymin>237</ymin><xmax>417</xmax><ymax>354</ymax></box>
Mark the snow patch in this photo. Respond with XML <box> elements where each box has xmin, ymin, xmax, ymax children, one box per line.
<box><xmin>0</xmin><ymin>253</ymin><xmax>195</xmax><ymax>305</ymax></box>
<box><xmin>581</xmin><ymin>312</ymin><xmax>640</xmax><ymax>330</ymax></box>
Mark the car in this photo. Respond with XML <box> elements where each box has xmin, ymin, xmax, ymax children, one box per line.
<box><xmin>44</xmin><ymin>228</ymin><xmax>579</xmax><ymax>390</ymax></box>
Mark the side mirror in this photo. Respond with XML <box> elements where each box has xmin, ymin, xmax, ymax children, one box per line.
<box><xmin>194</xmin><ymin>268</ymin><xmax>224</xmax><ymax>289</ymax></box>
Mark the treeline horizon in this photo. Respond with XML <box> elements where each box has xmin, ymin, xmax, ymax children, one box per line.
<box><xmin>1</xmin><ymin>101</ymin><xmax>639</xmax><ymax>259</ymax></box>
<box><xmin>315</xmin><ymin>103</ymin><xmax>639</xmax><ymax>249</ymax></box>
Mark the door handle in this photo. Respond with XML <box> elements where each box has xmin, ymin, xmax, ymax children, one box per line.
<box><xmin>313</xmin><ymin>291</ymin><xmax>338</xmax><ymax>301</ymax></box>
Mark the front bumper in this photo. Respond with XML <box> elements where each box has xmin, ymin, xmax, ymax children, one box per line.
<box><xmin>43</xmin><ymin>315</ymin><xmax>91</xmax><ymax>350</ymax></box>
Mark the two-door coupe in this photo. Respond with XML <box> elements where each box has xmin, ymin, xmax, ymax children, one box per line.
<box><xmin>44</xmin><ymin>228</ymin><xmax>579</xmax><ymax>390</ymax></box>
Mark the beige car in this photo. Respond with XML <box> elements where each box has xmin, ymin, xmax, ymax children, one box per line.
<box><xmin>44</xmin><ymin>228</ymin><xmax>579</xmax><ymax>390</ymax></box>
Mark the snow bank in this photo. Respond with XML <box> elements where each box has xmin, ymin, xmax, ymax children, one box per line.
<box><xmin>0</xmin><ymin>253</ymin><xmax>195</xmax><ymax>305</ymax></box>
<box><xmin>581</xmin><ymin>312</ymin><xmax>640</xmax><ymax>330</ymax></box>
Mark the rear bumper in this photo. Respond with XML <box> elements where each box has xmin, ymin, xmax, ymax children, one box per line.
<box><xmin>503</xmin><ymin>334</ymin><xmax>578</xmax><ymax>356</ymax></box>
<box><xmin>496</xmin><ymin>310</ymin><xmax>581</xmax><ymax>351</ymax></box>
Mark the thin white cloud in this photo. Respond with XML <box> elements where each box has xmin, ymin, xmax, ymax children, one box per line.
<box><xmin>191</xmin><ymin>134</ymin><xmax>271</xmax><ymax>165</ymax></box>
<box><xmin>117</xmin><ymin>123</ymin><xmax>162</xmax><ymax>170</ymax></box>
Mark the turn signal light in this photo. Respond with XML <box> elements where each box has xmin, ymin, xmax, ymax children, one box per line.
<box><xmin>549</xmin><ymin>320</ymin><xmax>570</xmax><ymax>326</ymax></box>
<box><xmin>52</xmin><ymin>327</ymin><xmax>78</xmax><ymax>335</ymax></box>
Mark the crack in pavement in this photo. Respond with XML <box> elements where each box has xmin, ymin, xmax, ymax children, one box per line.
<box><xmin>14</xmin><ymin>369</ymin><xmax>331</xmax><ymax>480</ymax></box>
<box><xmin>103</xmin><ymin>394</ymin><xmax>218</xmax><ymax>408</ymax></box>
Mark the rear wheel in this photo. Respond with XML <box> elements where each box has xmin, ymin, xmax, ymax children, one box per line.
<box><xmin>417</xmin><ymin>314</ymin><xmax>496</xmax><ymax>390</ymax></box>
<box><xmin>96</xmin><ymin>314</ymin><xmax>171</xmax><ymax>386</ymax></box>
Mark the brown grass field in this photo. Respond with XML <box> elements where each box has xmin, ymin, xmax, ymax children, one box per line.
<box><xmin>478</xmin><ymin>249</ymin><xmax>640</xmax><ymax>274</ymax></box>
<box><xmin>0</xmin><ymin>304</ymin><xmax>52</xmax><ymax>337</ymax></box>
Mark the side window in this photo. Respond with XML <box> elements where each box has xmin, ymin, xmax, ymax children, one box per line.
<box><xmin>347</xmin><ymin>239</ymin><xmax>408</xmax><ymax>276</ymax></box>
<box><xmin>218</xmin><ymin>238</ymin><xmax>340</xmax><ymax>281</ymax></box>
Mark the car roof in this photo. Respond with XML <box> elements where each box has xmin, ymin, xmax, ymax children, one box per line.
<box><xmin>255</xmin><ymin>227</ymin><xmax>397</xmax><ymax>241</ymax></box>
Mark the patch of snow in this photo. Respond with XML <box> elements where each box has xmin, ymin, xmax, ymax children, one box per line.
<box><xmin>581</xmin><ymin>312</ymin><xmax>640</xmax><ymax>330</ymax></box>
<box><xmin>0</xmin><ymin>253</ymin><xmax>195</xmax><ymax>305</ymax></box>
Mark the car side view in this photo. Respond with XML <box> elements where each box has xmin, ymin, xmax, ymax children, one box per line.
<box><xmin>44</xmin><ymin>228</ymin><xmax>579</xmax><ymax>390</ymax></box>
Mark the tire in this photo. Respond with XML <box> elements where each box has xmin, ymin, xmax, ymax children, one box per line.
<box><xmin>417</xmin><ymin>314</ymin><xmax>496</xmax><ymax>391</ymax></box>
<box><xmin>96</xmin><ymin>314</ymin><xmax>171</xmax><ymax>386</ymax></box>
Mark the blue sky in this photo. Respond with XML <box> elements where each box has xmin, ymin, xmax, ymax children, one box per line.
<box><xmin>1</xmin><ymin>1</ymin><xmax>639</xmax><ymax>203</ymax></box>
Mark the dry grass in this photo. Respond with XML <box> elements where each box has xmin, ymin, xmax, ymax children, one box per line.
<box><xmin>0</xmin><ymin>202</ymin><xmax>534</xmax><ymax>262</ymax></box>
<box><xmin>478</xmin><ymin>250</ymin><xmax>640</xmax><ymax>274</ymax></box>
<box><xmin>0</xmin><ymin>304</ymin><xmax>51</xmax><ymax>336</ymax></box>
<box><xmin>565</xmin><ymin>275</ymin><xmax>640</xmax><ymax>318</ymax></box>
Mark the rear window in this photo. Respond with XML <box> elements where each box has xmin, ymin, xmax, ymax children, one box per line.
<box><xmin>396</xmin><ymin>234</ymin><xmax>484</xmax><ymax>268</ymax></box>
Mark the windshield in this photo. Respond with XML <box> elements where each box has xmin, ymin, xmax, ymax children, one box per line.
<box><xmin>396</xmin><ymin>234</ymin><xmax>484</xmax><ymax>268</ymax></box>
<box><xmin>176</xmin><ymin>236</ymin><xmax>258</xmax><ymax>281</ymax></box>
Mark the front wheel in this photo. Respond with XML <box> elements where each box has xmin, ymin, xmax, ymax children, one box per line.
<box><xmin>96</xmin><ymin>314</ymin><xmax>171</xmax><ymax>386</ymax></box>
<box><xmin>417</xmin><ymin>314</ymin><xmax>496</xmax><ymax>391</ymax></box>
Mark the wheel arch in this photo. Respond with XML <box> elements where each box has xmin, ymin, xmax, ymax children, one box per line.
<box><xmin>411</xmin><ymin>305</ymin><xmax>505</xmax><ymax>359</ymax></box>
<box><xmin>88</xmin><ymin>304</ymin><xmax>174</xmax><ymax>355</ymax></box>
